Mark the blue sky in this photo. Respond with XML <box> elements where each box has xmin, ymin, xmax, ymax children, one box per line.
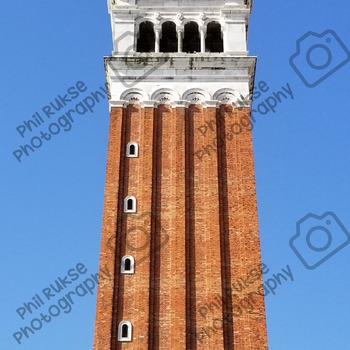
<box><xmin>1</xmin><ymin>1</ymin><xmax>350</xmax><ymax>349</ymax></box>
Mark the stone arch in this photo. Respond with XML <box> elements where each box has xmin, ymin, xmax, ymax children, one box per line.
<box><xmin>213</xmin><ymin>89</ymin><xmax>247</xmax><ymax>106</ymax></box>
<box><xmin>120</xmin><ymin>89</ymin><xmax>150</xmax><ymax>106</ymax></box>
<box><xmin>206</xmin><ymin>21</ymin><xmax>224</xmax><ymax>52</ymax></box>
<box><xmin>183</xmin><ymin>21</ymin><xmax>201</xmax><ymax>53</ymax></box>
<box><xmin>160</xmin><ymin>21</ymin><xmax>178</xmax><ymax>52</ymax></box>
<box><xmin>151</xmin><ymin>89</ymin><xmax>180</xmax><ymax>105</ymax></box>
<box><xmin>137</xmin><ymin>21</ymin><xmax>155</xmax><ymax>52</ymax></box>
<box><xmin>182</xmin><ymin>89</ymin><xmax>211</xmax><ymax>105</ymax></box>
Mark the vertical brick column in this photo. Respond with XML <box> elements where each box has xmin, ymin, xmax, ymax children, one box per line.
<box><xmin>93</xmin><ymin>107</ymin><xmax>124</xmax><ymax>350</ymax></box>
<box><xmin>185</xmin><ymin>105</ymin><xmax>197</xmax><ymax>349</ymax></box>
<box><xmin>224</xmin><ymin>106</ymin><xmax>268</xmax><ymax>350</ymax></box>
<box><xmin>148</xmin><ymin>105</ymin><xmax>162</xmax><ymax>349</ymax></box>
<box><xmin>157</xmin><ymin>105</ymin><xmax>187</xmax><ymax>349</ymax></box>
<box><xmin>216</xmin><ymin>105</ymin><xmax>234</xmax><ymax>350</ymax></box>
<box><xmin>192</xmin><ymin>105</ymin><xmax>225</xmax><ymax>349</ymax></box>
<box><xmin>119</xmin><ymin>105</ymin><xmax>155</xmax><ymax>349</ymax></box>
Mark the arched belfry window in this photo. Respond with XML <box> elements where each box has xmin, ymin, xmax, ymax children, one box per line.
<box><xmin>160</xmin><ymin>21</ymin><xmax>177</xmax><ymax>52</ymax></box>
<box><xmin>206</xmin><ymin>22</ymin><xmax>224</xmax><ymax>52</ymax></box>
<box><xmin>183</xmin><ymin>22</ymin><xmax>200</xmax><ymax>53</ymax></box>
<box><xmin>126</xmin><ymin>142</ymin><xmax>139</xmax><ymax>158</ymax></box>
<box><xmin>124</xmin><ymin>196</ymin><xmax>137</xmax><ymax>213</ymax></box>
<box><xmin>137</xmin><ymin>21</ymin><xmax>155</xmax><ymax>52</ymax></box>
<box><xmin>121</xmin><ymin>255</ymin><xmax>135</xmax><ymax>274</ymax></box>
<box><xmin>118</xmin><ymin>321</ymin><xmax>132</xmax><ymax>342</ymax></box>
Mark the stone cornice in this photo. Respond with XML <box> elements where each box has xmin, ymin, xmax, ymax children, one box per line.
<box><xmin>105</xmin><ymin>54</ymin><xmax>256</xmax><ymax>95</ymax></box>
<box><xmin>105</xmin><ymin>54</ymin><xmax>255</xmax><ymax>71</ymax></box>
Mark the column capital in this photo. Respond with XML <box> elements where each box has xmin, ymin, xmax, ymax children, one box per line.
<box><xmin>176</xmin><ymin>25</ymin><xmax>184</xmax><ymax>33</ymax></box>
<box><xmin>199</xmin><ymin>25</ymin><xmax>207</xmax><ymax>35</ymax></box>
<box><xmin>154</xmin><ymin>25</ymin><xmax>162</xmax><ymax>33</ymax></box>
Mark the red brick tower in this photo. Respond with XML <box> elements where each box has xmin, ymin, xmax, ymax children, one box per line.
<box><xmin>93</xmin><ymin>0</ymin><xmax>268</xmax><ymax>349</ymax></box>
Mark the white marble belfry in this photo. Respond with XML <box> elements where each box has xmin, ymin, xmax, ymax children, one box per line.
<box><xmin>106</xmin><ymin>0</ymin><xmax>255</xmax><ymax>108</ymax></box>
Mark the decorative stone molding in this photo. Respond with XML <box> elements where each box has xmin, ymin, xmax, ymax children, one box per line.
<box><xmin>120</xmin><ymin>89</ymin><xmax>150</xmax><ymax>106</ymax></box>
<box><xmin>135</xmin><ymin>14</ymin><xmax>226</xmax><ymax>29</ymax></box>
<box><xmin>135</xmin><ymin>16</ymin><xmax>150</xmax><ymax>27</ymax></box>
<box><xmin>213</xmin><ymin>88</ymin><xmax>250</xmax><ymax>106</ymax></box>
<box><xmin>151</xmin><ymin>89</ymin><xmax>181</xmax><ymax>106</ymax></box>
<box><xmin>154</xmin><ymin>12</ymin><xmax>162</xmax><ymax>22</ymax></box>
<box><xmin>205</xmin><ymin>17</ymin><xmax>225</xmax><ymax>28</ymax></box>
<box><xmin>182</xmin><ymin>89</ymin><xmax>212</xmax><ymax>105</ymax></box>
<box><xmin>177</xmin><ymin>13</ymin><xmax>184</xmax><ymax>22</ymax></box>
<box><xmin>199</xmin><ymin>12</ymin><xmax>207</xmax><ymax>21</ymax></box>
<box><xmin>111</xmin><ymin>88</ymin><xmax>252</xmax><ymax>109</ymax></box>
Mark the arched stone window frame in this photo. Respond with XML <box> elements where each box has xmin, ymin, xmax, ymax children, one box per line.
<box><xmin>126</xmin><ymin>142</ymin><xmax>139</xmax><ymax>158</ymax></box>
<box><xmin>182</xmin><ymin>19</ymin><xmax>201</xmax><ymax>53</ymax></box>
<box><xmin>160</xmin><ymin>21</ymin><xmax>178</xmax><ymax>53</ymax></box>
<box><xmin>118</xmin><ymin>321</ymin><xmax>132</xmax><ymax>342</ymax></box>
<box><xmin>120</xmin><ymin>88</ymin><xmax>151</xmax><ymax>107</ymax></box>
<box><xmin>136</xmin><ymin>20</ymin><xmax>156</xmax><ymax>52</ymax></box>
<box><xmin>205</xmin><ymin>20</ymin><xmax>225</xmax><ymax>53</ymax></box>
<box><xmin>121</xmin><ymin>255</ymin><xmax>135</xmax><ymax>274</ymax></box>
<box><xmin>134</xmin><ymin>14</ymin><xmax>226</xmax><ymax>54</ymax></box>
<box><xmin>124</xmin><ymin>196</ymin><xmax>137</xmax><ymax>213</ymax></box>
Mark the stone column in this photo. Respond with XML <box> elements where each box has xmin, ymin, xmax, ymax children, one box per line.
<box><xmin>177</xmin><ymin>26</ymin><xmax>184</xmax><ymax>52</ymax></box>
<box><xmin>200</xmin><ymin>26</ymin><xmax>207</xmax><ymax>53</ymax></box>
<box><xmin>155</xmin><ymin>25</ymin><xmax>161</xmax><ymax>53</ymax></box>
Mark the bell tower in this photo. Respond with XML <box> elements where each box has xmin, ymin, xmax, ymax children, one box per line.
<box><xmin>93</xmin><ymin>0</ymin><xmax>268</xmax><ymax>349</ymax></box>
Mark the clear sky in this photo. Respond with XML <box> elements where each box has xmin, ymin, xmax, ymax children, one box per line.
<box><xmin>1</xmin><ymin>1</ymin><xmax>350</xmax><ymax>349</ymax></box>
